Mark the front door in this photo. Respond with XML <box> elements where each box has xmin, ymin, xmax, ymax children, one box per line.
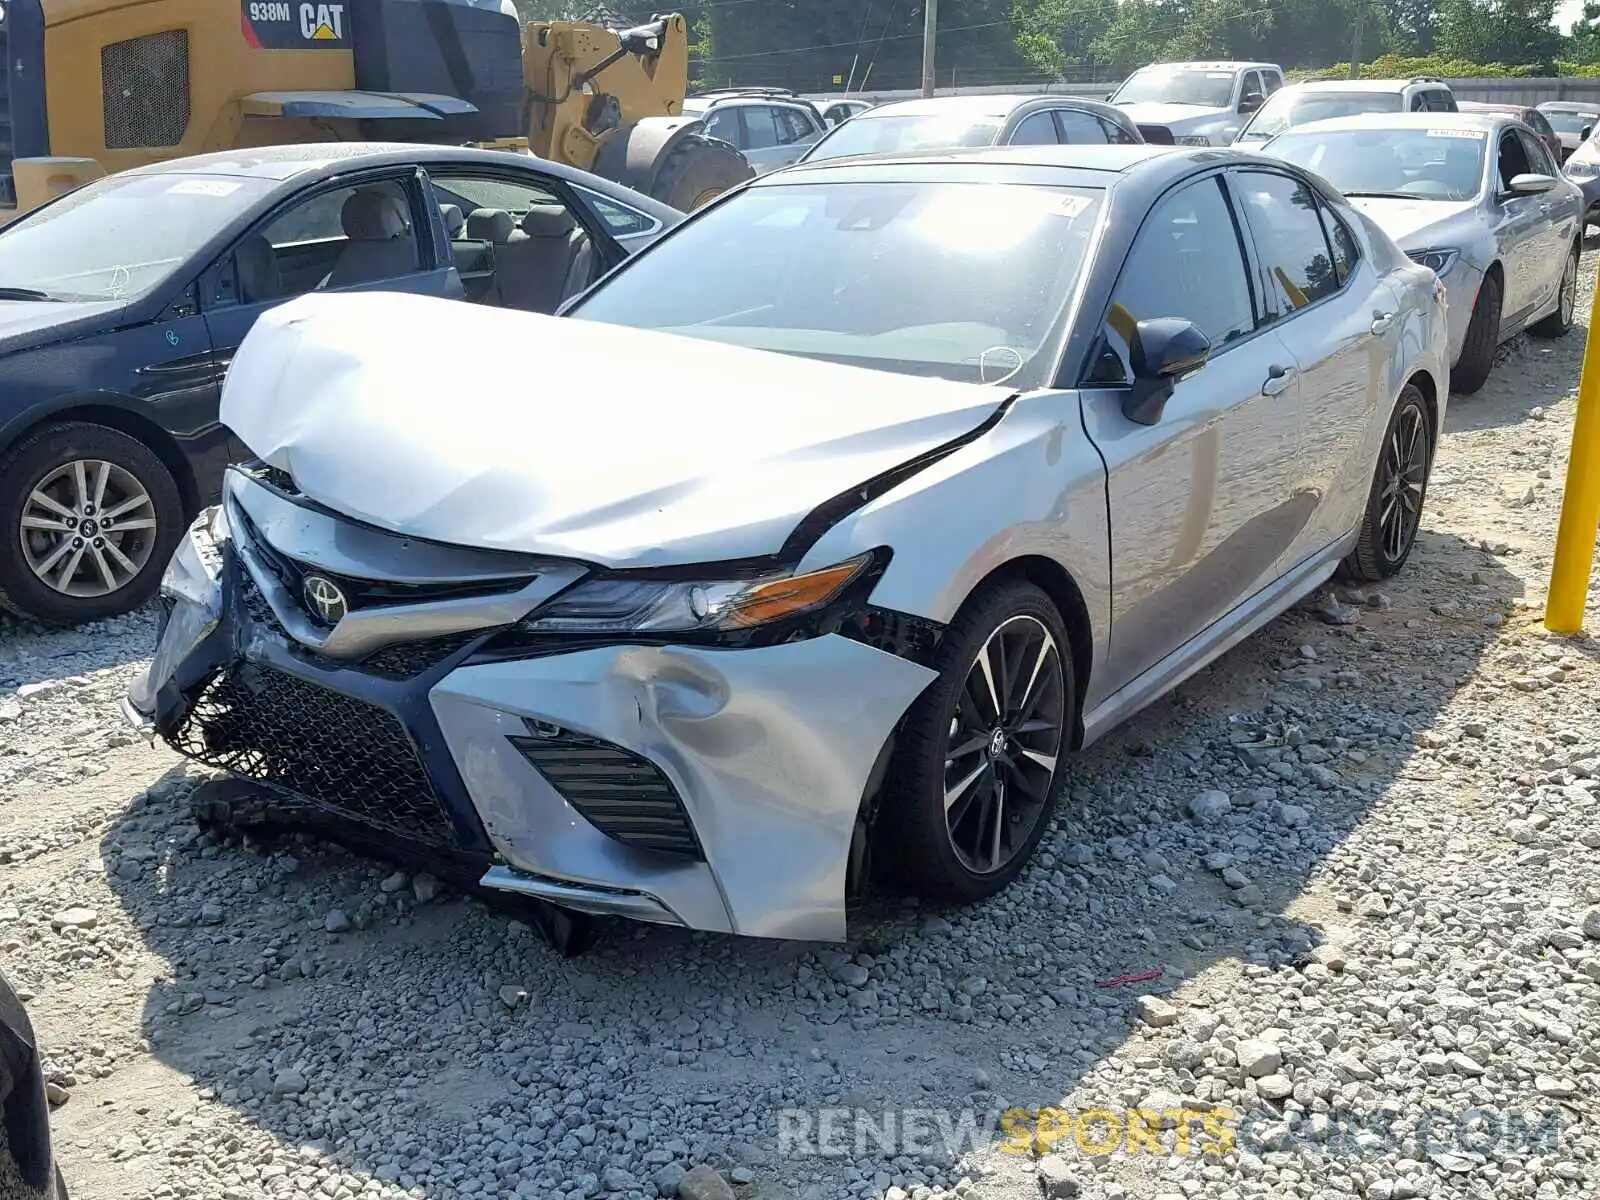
<box><xmin>1079</xmin><ymin>172</ymin><xmax>1305</xmax><ymax>697</ymax></box>
<box><xmin>1491</xmin><ymin>129</ymin><xmax>1546</xmax><ymax>324</ymax></box>
<box><xmin>1228</xmin><ymin>168</ymin><xmax>1390</xmax><ymax>561</ymax></box>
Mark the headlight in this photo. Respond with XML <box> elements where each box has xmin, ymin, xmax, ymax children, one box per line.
<box><xmin>523</xmin><ymin>551</ymin><xmax>879</xmax><ymax>636</ymax></box>
<box><xmin>1566</xmin><ymin>158</ymin><xmax>1599</xmax><ymax>179</ymax></box>
<box><xmin>1406</xmin><ymin>248</ymin><xmax>1460</xmax><ymax>276</ymax></box>
<box><xmin>1174</xmin><ymin>134</ymin><xmax>1213</xmax><ymax>146</ymax></box>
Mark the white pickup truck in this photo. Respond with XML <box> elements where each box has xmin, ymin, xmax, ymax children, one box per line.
<box><xmin>1108</xmin><ymin>60</ymin><xmax>1285</xmax><ymax>147</ymax></box>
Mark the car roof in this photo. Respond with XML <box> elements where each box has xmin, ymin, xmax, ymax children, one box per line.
<box><xmin>1538</xmin><ymin>100</ymin><xmax>1600</xmax><ymax>112</ymax></box>
<box><xmin>1130</xmin><ymin>60</ymin><xmax>1273</xmax><ymax>72</ymax></box>
<box><xmin>116</xmin><ymin>140</ymin><xmax>678</xmax><ymax>217</ymax></box>
<box><xmin>1278</xmin><ymin>112</ymin><xmax>1506</xmax><ymax>135</ymax></box>
<box><xmin>761</xmin><ymin>142</ymin><xmax>1192</xmax><ymax>189</ymax></box>
<box><xmin>1281</xmin><ymin>78</ymin><xmax>1444</xmax><ymax>93</ymax></box>
<box><xmin>848</xmin><ymin>94</ymin><xmax>1119</xmax><ymax>121</ymax></box>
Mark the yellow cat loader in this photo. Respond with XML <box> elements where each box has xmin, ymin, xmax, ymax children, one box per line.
<box><xmin>0</xmin><ymin>0</ymin><xmax>751</xmax><ymax>221</ymax></box>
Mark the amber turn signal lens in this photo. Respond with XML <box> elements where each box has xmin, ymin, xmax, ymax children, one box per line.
<box><xmin>722</xmin><ymin>555</ymin><xmax>873</xmax><ymax>628</ymax></box>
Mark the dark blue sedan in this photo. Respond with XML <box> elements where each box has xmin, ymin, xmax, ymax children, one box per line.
<box><xmin>0</xmin><ymin>143</ymin><xmax>679</xmax><ymax>625</ymax></box>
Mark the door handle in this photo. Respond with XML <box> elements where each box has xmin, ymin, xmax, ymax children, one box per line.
<box><xmin>1261</xmin><ymin>364</ymin><xmax>1296</xmax><ymax>396</ymax></box>
<box><xmin>1370</xmin><ymin>311</ymin><xmax>1396</xmax><ymax>335</ymax></box>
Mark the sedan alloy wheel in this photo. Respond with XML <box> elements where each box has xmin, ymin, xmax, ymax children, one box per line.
<box><xmin>21</xmin><ymin>459</ymin><xmax>158</xmax><ymax>597</ymax></box>
<box><xmin>943</xmin><ymin>614</ymin><xmax>1066</xmax><ymax>875</ymax></box>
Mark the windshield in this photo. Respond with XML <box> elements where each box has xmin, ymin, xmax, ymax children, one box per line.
<box><xmin>1544</xmin><ymin>110</ymin><xmax>1598</xmax><ymax>135</ymax></box>
<box><xmin>570</xmin><ymin>180</ymin><xmax>1104</xmax><ymax>388</ymax></box>
<box><xmin>1112</xmin><ymin>68</ymin><xmax>1236</xmax><ymax>108</ymax></box>
<box><xmin>1266</xmin><ymin>127</ymin><xmax>1486</xmax><ymax>201</ymax></box>
<box><xmin>1239</xmin><ymin>90</ymin><xmax>1403</xmax><ymax>140</ymax></box>
<box><xmin>805</xmin><ymin>113</ymin><xmax>1005</xmax><ymax>162</ymax></box>
<box><xmin>0</xmin><ymin>172</ymin><xmax>274</xmax><ymax>301</ymax></box>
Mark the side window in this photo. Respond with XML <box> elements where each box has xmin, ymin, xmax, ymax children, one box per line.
<box><xmin>1409</xmin><ymin>91</ymin><xmax>1428</xmax><ymax>112</ymax></box>
<box><xmin>1098</xmin><ymin>116</ymin><xmax>1139</xmax><ymax>145</ymax></box>
<box><xmin>703</xmin><ymin>108</ymin><xmax>739</xmax><ymax>146</ymax></box>
<box><xmin>1233</xmin><ymin>170</ymin><xmax>1342</xmax><ymax>314</ymax></box>
<box><xmin>1517</xmin><ymin>129</ymin><xmax>1556</xmax><ymax>176</ymax></box>
<box><xmin>741</xmin><ymin>106</ymin><xmax>782</xmax><ymax>150</ymax></box>
<box><xmin>1435</xmin><ymin>90</ymin><xmax>1458</xmax><ymax>112</ymax></box>
<box><xmin>1055</xmin><ymin>109</ymin><xmax>1110</xmax><ymax>144</ymax></box>
<box><xmin>221</xmin><ymin>179</ymin><xmax>421</xmax><ymax>306</ymax></box>
<box><xmin>1498</xmin><ymin>130</ymin><xmax>1532</xmax><ymax>190</ymax></box>
<box><xmin>1263</xmin><ymin>71</ymin><xmax>1283</xmax><ymax>95</ymax></box>
<box><xmin>1010</xmin><ymin>111</ymin><xmax>1059</xmax><ymax>145</ymax></box>
<box><xmin>1099</xmin><ymin>175</ymin><xmax>1257</xmax><ymax>380</ymax></box>
<box><xmin>1317</xmin><ymin>205</ymin><xmax>1360</xmax><ymax>287</ymax></box>
<box><xmin>1240</xmin><ymin>70</ymin><xmax>1262</xmax><ymax>104</ymax></box>
<box><xmin>776</xmin><ymin>108</ymin><xmax>814</xmax><ymax>144</ymax></box>
<box><xmin>431</xmin><ymin>176</ymin><xmax>559</xmax><ymax>218</ymax></box>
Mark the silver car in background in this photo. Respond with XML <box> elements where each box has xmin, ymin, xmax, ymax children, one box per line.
<box><xmin>1262</xmin><ymin>112</ymin><xmax>1582</xmax><ymax>394</ymax></box>
<box><xmin>125</xmin><ymin>146</ymin><xmax>1448</xmax><ymax>946</ymax></box>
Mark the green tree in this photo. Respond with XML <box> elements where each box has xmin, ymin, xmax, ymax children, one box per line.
<box><xmin>1438</xmin><ymin>0</ymin><xmax>1562</xmax><ymax>70</ymax></box>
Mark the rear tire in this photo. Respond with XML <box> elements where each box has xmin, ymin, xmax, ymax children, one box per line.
<box><xmin>1530</xmin><ymin>242</ymin><xmax>1579</xmax><ymax>338</ymax></box>
<box><xmin>878</xmin><ymin>579</ymin><xmax>1074</xmax><ymax>903</ymax></box>
<box><xmin>1450</xmin><ymin>270</ymin><xmax>1501</xmax><ymax>395</ymax></box>
<box><xmin>0</xmin><ymin>423</ymin><xmax>183</xmax><ymax>626</ymax></box>
<box><xmin>648</xmin><ymin>133</ymin><xmax>753</xmax><ymax>212</ymax></box>
<box><xmin>1339</xmin><ymin>383</ymin><xmax>1434</xmax><ymax>582</ymax></box>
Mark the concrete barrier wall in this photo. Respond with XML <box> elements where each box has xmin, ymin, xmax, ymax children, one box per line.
<box><xmin>805</xmin><ymin>76</ymin><xmax>1600</xmax><ymax>108</ymax></box>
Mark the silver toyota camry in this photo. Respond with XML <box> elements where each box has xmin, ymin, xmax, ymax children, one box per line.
<box><xmin>125</xmin><ymin>145</ymin><xmax>1449</xmax><ymax>945</ymax></box>
<box><xmin>1261</xmin><ymin>112</ymin><xmax>1583</xmax><ymax>395</ymax></box>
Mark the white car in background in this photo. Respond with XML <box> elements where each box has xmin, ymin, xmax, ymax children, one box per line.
<box><xmin>1235</xmin><ymin>77</ymin><xmax>1458</xmax><ymax>146</ymax></box>
<box><xmin>1108</xmin><ymin>60</ymin><xmax>1283</xmax><ymax>145</ymax></box>
<box><xmin>1262</xmin><ymin>112</ymin><xmax>1581</xmax><ymax>394</ymax></box>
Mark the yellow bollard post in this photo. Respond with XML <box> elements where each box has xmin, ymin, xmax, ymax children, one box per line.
<box><xmin>1545</xmin><ymin>277</ymin><xmax>1600</xmax><ymax>634</ymax></box>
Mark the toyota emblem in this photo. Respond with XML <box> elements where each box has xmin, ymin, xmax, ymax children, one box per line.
<box><xmin>301</xmin><ymin>574</ymin><xmax>348</xmax><ymax>626</ymax></box>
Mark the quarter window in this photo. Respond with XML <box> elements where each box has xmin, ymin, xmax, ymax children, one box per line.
<box><xmin>1100</xmin><ymin>175</ymin><xmax>1257</xmax><ymax>378</ymax></box>
<box><xmin>1234</xmin><ymin>170</ymin><xmax>1342</xmax><ymax>313</ymax></box>
<box><xmin>741</xmin><ymin>107</ymin><xmax>782</xmax><ymax>150</ymax></box>
<box><xmin>1317</xmin><ymin>206</ymin><xmax>1360</xmax><ymax>287</ymax></box>
<box><xmin>703</xmin><ymin>109</ymin><xmax>738</xmax><ymax>144</ymax></box>
<box><xmin>1098</xmin><ymin>116</ymin><xmax>1139</xmax><ymax>144</ymax></box>
<box><xmin>776</xmin><ymin>107</ymin><xmax>815</xmax><ymax>144</ymax></box>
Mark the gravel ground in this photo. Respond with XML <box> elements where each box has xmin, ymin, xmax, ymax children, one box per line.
<box><xmin>3</xmin><ymin>257</ymin><xmax>1600</xmax><ymax>1200</ymax></box>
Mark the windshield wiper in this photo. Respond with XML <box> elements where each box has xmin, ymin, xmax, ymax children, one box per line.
<box><xmin>1341</xmin><ymin>191</ymin><xmax>1420</xmax><ymax>200</ymax></box>
<box><xmin>0</xmin><ymin>286</ymin><xmax>60</xmax><ymax>301</ymax></box>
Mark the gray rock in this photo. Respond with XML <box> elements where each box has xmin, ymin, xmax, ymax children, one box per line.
<box><xmin>271</xmin><ymin>1069</ymin><xmax>307</xmax><ymax>1097</ymax></box>
<box><xmin>1581</xmin><ymin>907</ymin><xmax>1600</xmax><ymax>940</ymax></box>
<box><xmin>1256</xmin><ymin>1073</ymin><xmax>1293</xmax><ymax>1100</ymax></box>
<box><xmin>677</xmin><ymin>1165</ymin><xmax>735</xmax><ymax>1200</ymax></box>
<box><xmin>652</xmin><ymin>1163</ymin><xmax>687</xmax><ymax>1196</ymax></box>
<box><xmin>49</xmin><ymin>907</ymin><xmax>98</xmax><ymax>931</ymax></box>
<box><xmin>1133</xmin><ymin>995</ymin><xmax>1179</xmax><ymax>1028</ymax></box>
<box><xmin>1189</xmin><ymin>790</ymin><xmax>1232</xmax><ymax>822</ymax></box>
<box><xmin>1275</xmin><ymin>803</ymin><xmax>1310</xmax><ymax>828</ymax></box>
<box><xmin>323</xmin><ymin>909</ymin><xmax>352</xmax><ymax>933</ymax></box>
<box><xmin>1036</xmin><ymin>1154</ymin><xmax>1080</xmax><ymax>1197</ymax></box>
<box><xmin>412</xmin><ymin>873</ymin><xmax>442</xmax><ymax>903</ymax></box>
<box><xmin>1355</xmin><ymin>892</ymin><xmax>1389</xmax><ymax>918</ymax></box>
<box><xmin>379</xmin><ymin>870</ymin><xmax>409</xmax><ymax>894</ymax></box>
<box><xmin>1236</xmin><ymin>1039</ymin><xmax>1283</xmax><ymax>1077</ymax></box>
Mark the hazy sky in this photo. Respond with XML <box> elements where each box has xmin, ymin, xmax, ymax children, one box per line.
<box><xmin>1558</xmin><ymin>0</ymin><xmax>1586</xmax><ymax>32</ymax></box>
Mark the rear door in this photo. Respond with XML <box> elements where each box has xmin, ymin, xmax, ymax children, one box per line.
<box><xmin>1052</xmin><ymin>108</ymin><xmax>1112</xmax><ymax>145</ymax></box>
<box><xmin>1229</xmin><ymin>168</ymin><xmax>1395</xmax><ymax>559</ymax></box>
<box><xmin>1079</xmin><ymin>172</ymin><xmax>1304</xmax><ymax>693</ymax></box>
<box><xmin>1007</xmin><ymin>110</ymin><xmax>1061</xmax><ymax>145</ymax></box>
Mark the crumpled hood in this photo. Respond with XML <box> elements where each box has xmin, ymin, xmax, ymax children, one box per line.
<box><xmin>1112</xmin><ymin>101</ymin><xmax>1230</xmax><ymax>134</ymax></box>
<box><xmin>221</xmin><ymin>292</ymin><xmax>1012</xmax><ymax>568</ymax></box>
<box><xmin>1345</xmin><ymin>196</ymin><xmax>1477</xmax><ymax>251</ymax></box>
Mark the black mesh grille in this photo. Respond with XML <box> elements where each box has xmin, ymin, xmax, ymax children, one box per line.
<box><xmin>363</xmin><ymin>634</ymin><xmax>478</xmax><ymax>678</ymax></box>
<box><xmin>172</xmin><ymin>663</ymin><xmax>458</xmax><ymax>846</ymax></box>
<box><xmin>102</xmin><ymin>30</ymin><xmax>190</xmax><ymax>149</ymax></box>
<box><xmin>511</xmin><ymin>731</ymin><xmax>702</xmax><ymax>859</ymax></box>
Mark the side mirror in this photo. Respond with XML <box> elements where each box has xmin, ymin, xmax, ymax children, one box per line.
<box><xmin>1239</xmin><ymin>91</ymin><xmax>1264</xmax><ymax>115</ymax></box>
<box><xmin>1123</xmin><ymin>317</ymin><xmax>1211</xmax><ymax>425</ymax></box>
<box><xmin>1584</xmin><ymin>125</ymin><xmax>1594</xmax><ymax>141</ymax></box>
<box><xmin>1505</xmin><ymin>172</ymin><xmax>1558</xmax><ymax>197</ymax></box>
<box><xmin>1137</xmin><ymin>123</ymin><xmax>1176</xmax><ymax>145</ymax></box>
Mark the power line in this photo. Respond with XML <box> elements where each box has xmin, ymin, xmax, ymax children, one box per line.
<box><xmin>690</xmin><ymin>17</ymin><xmax>1013</xmax><ymax>63</ymax></box>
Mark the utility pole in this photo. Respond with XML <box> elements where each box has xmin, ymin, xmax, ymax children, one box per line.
<box><xmin>1349</xmin><ymin>5</ymin><xmax>1364</xmax><ymax>78</ymax></box>
<box><xmin>921</xmin><ymin>0</ymin><xmax>938</xmax><ymax>98</ymax></box>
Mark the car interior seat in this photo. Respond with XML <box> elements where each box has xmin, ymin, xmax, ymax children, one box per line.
<box><xmin>439</xmin><ymin>203</ymin><xmax>466</xmax><ymax>240</ymax></box>
<box><xmin>495</xmin><ymin>204</ymin><xmax>594</xmax><ymax>314</ymax></box>
<box><xmin>321</xmin><ymin>189</ymin><xmax>419</xmax><ymax>289</ymax></box>
<box><xmin>463</xmin><ymin>208</ymin><xmax>518</xmax><ymax>304</ymax></box>
<box><xmin>235</xmin><ymin>234</ymin><xmax>284</xmax><ymax>304</ymax></box>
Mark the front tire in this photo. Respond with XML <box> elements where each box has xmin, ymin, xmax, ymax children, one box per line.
<box><xmin>1339</xmin><ymin>384</ymin><xmax>1433</xmax><ymax>582</ymax></box>
<box><xmin>1530</xmin><ymin>241</ymin><xmax>1579</xmax><ymax>338</ymax></box>
<box><xmin>0</xmin><ymin>423</ymin><xmax>183</xmax><ymax>625</ymax></box>
<box><xmin>648</xmin><ymin>134</ymin><xmax>754</xmax><ymax>212</ymax></box>
<box><xmin>1450</xmin><ymin>270</ymin><xmax>1501</xmax><ymax>395</ymax></box>
<box><xmin>880</xmin><ymin>579</ymin><xmax>1075</xmax><ymax>902</ymax></box>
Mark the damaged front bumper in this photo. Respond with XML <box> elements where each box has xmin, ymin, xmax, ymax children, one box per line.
<box><xmin>126</xmin><ymin>476</ymin><xmax>939</xmax><ymax>942</ymax></box>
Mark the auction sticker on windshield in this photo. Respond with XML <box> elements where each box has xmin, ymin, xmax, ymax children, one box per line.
<box><xmin>166</xmin><ymin>179</ymin><xmax>244</xmax><ymax>197</ymax></box>
<box><xmin>1428</xmin><ymin>128</ymin><xmax>1484</xmax><ymax>139</ymax></box>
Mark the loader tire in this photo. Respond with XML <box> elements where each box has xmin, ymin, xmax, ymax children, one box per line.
<box><xmin>649</xmin><ymin>134</ymin><xmax>753</xmax><ymax>212</ymax></box>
